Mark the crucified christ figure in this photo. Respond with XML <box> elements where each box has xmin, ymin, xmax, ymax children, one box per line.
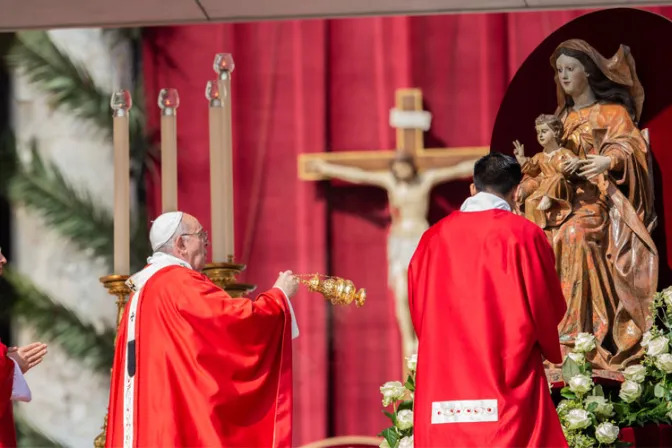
<box><xmin>310</xmin><ymin>154</ymin><xmax>477</xmax><ymax>359</ymax></box>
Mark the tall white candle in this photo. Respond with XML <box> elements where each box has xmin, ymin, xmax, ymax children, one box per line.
<box><xmin>110</xmin><ymin>90</ymin><xmax>132</xmax><ymax>274</ymax></box>
<box><xmin>211</xmin><ymin>53</ymin><xmax>236</xmax><ymax>261</ymax></box>
<box><xmin>206</xmin><ymin>80</ymin><xmax>226</xmax><ymax>261</ymax></box>
<box><xmin>158</xmin><ymin>88</ymin><xmax>180</xmax><ymax>212</ymax></box>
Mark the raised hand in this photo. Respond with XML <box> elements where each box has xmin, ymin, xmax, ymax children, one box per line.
<box><xmin>8</xmin><ymin>342</ymin><xmax>48</xmax><ymax>373</ymax></box>
<box><xmin>512</xmin><ymin>140</ymin><xmax>527</xmax><ymax>165</ymax></box>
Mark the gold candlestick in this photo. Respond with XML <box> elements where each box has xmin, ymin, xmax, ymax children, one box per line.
<box><xmin>93</xmin><ymin>274</ymin><xmax>131</xmax><ymax>448</ymax></box>
<box><xmin>203</xmin><ymin>258</ymin><xmax>256</xmax><ymax>298</ymax></box>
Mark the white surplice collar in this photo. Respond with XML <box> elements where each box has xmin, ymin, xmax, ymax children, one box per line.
<box><xmin>126</xmin><ymin>252</ymin><xmax>192</xmax><ymax>292</ymax></box>
<box><xmin>459</xmin><ymin>192</ymin><xmax>511</xmax><ymax>213</ymax></box>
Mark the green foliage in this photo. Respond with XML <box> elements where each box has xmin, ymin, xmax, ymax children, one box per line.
<box><xmin>379</xmin><ymin>369</ymin><xmax>415</xmax><ymax>448</ymax></box>
<box><xmin>6</xmin><ymin>31</ymin><xmax>112</xmax><ymax>133</ymax></box>
<box><xmin>14</xmin><ymin>412</ymin><xmax>65</xmax><ymax>448</ymax></box>
<box><xmin>6</xmin><ymin>31</ymin><xmax>152</xmax><ymax>175</ymax></box>
<box><xmin>9</xmin><ymin>141</ymin><xmax>114</xmax><ymax>266</ymax></box>
<box><xmin>1</xmin><ymin>27</ymin><xmax>153</xmax><ymax>445</ymax></box>
<box><xmin>606</xmin><ymin>288</ymin><xmax>672</xmax><ymax>428</ymax></box>
<box><xmin>3</xmin><ymin>268</ymin><xmax>115</xmax><ymax>373</ymax></box>
<box><xmin>7</xmin><ymin>142</ymin><xmax>150</xmax><ymax>271</ymax></box>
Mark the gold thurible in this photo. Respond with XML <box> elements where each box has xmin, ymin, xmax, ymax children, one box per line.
<box><xmin>295</xmin><ymin>274</ymin><xmax>366</xmax><ymax>307</ymax></box>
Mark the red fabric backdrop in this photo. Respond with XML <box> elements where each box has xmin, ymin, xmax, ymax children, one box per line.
<box><xmin>141</xmin><ymin>7</ymin><xmax>672</xmax><ymax>445</ymax></box>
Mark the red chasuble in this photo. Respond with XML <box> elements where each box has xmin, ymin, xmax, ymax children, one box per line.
<box><xmin>0</xmin><ymin>341</ymin><xmax>16</xmax><ymax>448</ymax></box>
<box><xmin>106</xmin><ymin>265</ymin><xmax>293</xmax><ymax>448</ymax></box>
<box><xmin>409</xmin><ymin>209</ymin><xmax>567</xmax><ymax>447</ymax></box>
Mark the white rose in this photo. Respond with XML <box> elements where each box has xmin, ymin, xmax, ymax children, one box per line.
<box><xmin>396</xmin><ymin>409</ymin><xmax>414</xmax><ymax>430</ymax></box>
<box><xmin>574</xmin><ymin>333</ymin><xmax>596</xmax><ymax>353</ymax></box>
<box><xmin>623</xmin><ymin>364</ymin><xmax>647</xmax><ymax>383</ymax></box>
<box><xmin>564</xmin><ymin>409</ymin><xmax>592</xmax><ymax>430</ymax></box>
<box><xmin>642</xmin><ymin>331</ymin><xmax>654</xmax><ymax>347</ymax></box>
<box><xmin>380</xmin><ymin>381</ymin><xmax>406</xmax><ymax>406</ymax></box>
<box><xmin>379</xmin><ymin>440</ymin><xmax>391</xmax><ymax>448</ymax></box>
<box><xmin>585</xmin><ymin>396</ymin><xmax>614</xmax><ymax>417</ymax></box>
<box><xmin>656</xmin><ymin>354</ymin><xmax>672</xmax><ymax>373</ymax></box>
<box><xmin>406</xmin><ymin>354</ymin><xmax>417</xmax><ymax>372</ymax></box>
<box><xmin>567</xmin><ymin>352</ymin><xmax>585</xmax><ymax>365</ymax></box>
<box><xmin>595</xmin><ymin>422</ymin><xmax>620</xmax><ymax>444</ymax></box>
<box><xmin>647</xmin><ymin>337</ymin><xmax>669</xmax><ymax>357</ymax></box>
<box><xmin>619</xmin><ymin>380</ymin><xmax>643</xmax><ymax>403</ymax></box>
<box><xmin>568</xmin><ymin>374</ymin><xmax>593</xmax><ymax>395</ymax></box>
<box><xmin>398</xmin><ymin>435</ymin><xmax>414</xmax><ymax>448</ymax></box>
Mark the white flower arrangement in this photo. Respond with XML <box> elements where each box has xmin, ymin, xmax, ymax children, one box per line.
<box><xmin>378</xmin><ymin>355</ymin><xmax>417</xmax><ymax>448</ymax></box>
<box><xmin>555</xmin><ymin>285</ymin><xmax>672</xmax><ymax>447</ymax></box>
<box><xmin>556</xmin><ymin>333</ymin><xmax>622</xmax><ymax>448</ymax></box>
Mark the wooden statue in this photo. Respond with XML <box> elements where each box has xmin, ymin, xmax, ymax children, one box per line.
<box><xmin>517</xmin><ymin>39</ymin><xmax>658</xmax><ymax>371</ymax></box>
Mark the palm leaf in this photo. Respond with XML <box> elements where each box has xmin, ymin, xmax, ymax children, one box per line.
<box><xmin>3</xmin><ymin>268</ymin><xmax>115</xmax><ymax>373</ymax></box>
<box><xmin>6</xmin><ymin>31</ymin><xmax>111</xmax><ymax>133</ymax></box>
<box><xmin>8</xmin><ymin>141</ymin><xmax>115</xmax><ymax>268</ymax></box>
<box><xmin>8</xmin><ymin>141</ymin><xmax>149</xmax><ymax>270</ymax></box>
<box><xmin>14</xmin><ymin>412</ymin><xmax>65</xmax><ymax>448</ymax></box>
<box><xmin>6</xmin><ymin>31</ymin><xmax>147</xmax><ymax>166</ymax></box>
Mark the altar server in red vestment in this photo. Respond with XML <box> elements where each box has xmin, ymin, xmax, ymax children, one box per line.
<box><xmin>409</xmin><ymin>153</ymin><xmax>568</xmax><ymax>447</ymax></box>
<box><xmin>0</xmin><ymin>247</ymin><xmax>48</xmax><ymax>447</ymax></box>
<box><xmin>105</xmin><ymin>212</ymin><xmax>300</xmax><ymax>448</ymax></box>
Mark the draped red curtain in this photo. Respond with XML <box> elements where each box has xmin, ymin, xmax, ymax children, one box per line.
<box><xmin>142</xmin><ymin>7</ymin><xmax>672</xmax><ymax>445</ymax></box>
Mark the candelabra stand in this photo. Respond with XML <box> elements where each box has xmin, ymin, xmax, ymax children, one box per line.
<box><xmin>93</xmin><ymin>274</ymin><xmax>131</xmax><ymax>448</ymax></box>
<box><xmin>203</xmin><ymin>256</ymin><xmax>256</xmax><ymax>297</ymax></box>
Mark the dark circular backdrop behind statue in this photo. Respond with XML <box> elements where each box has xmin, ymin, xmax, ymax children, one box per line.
<box><xmin>490</xmin><ymin>7</ymin><xmax>672</xmax><ymax>286</ymax></box>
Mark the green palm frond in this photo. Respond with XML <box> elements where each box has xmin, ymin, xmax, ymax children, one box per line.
<box><xmin>8</xmin><ymin>141</ymin><xmax>115</xmax><ymax>268</ymax></box>
<box><xmin>6</xmin><ymin>31</ymin><xmax>147</xmax><ymax>162</ymax></box>
<box><xmin>14</xmin><ymin>412</ymin><xmax>64</xmax><ymax>448</ymax></box>
<box><xmin>6</xmin><ymin>31</ymin><xmax>112</xmax><ymax>133</ymax></box>
<box><xmin>8</xmin><ymin>141</ymin><xmax>149</xmax><ymax>271</ymax></box>
<box><xmin>3</xmin><ymin>268</ymin><xmax>115</xmax><ymax>373</ymax></box>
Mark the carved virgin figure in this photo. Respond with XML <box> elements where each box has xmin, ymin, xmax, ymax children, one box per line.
<box><xmin>520</xmin><ymin>39</ymin><xmax>658</xmax><ymax>370</ymax></box>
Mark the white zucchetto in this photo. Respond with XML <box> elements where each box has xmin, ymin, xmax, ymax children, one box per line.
<box><xmin>149</xmin><ymin>211</ymin><xmax>184</xmax><ymax>251</ymax></box>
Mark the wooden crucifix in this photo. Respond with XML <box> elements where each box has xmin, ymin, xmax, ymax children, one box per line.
<box><xmin>297</xmin><ymin>88</ymin><xmax>488</xmax><ymax>361</ymax></box>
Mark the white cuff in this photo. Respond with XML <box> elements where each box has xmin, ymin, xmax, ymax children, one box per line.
<box><xmin>277</xmin><ymin>288</ymin><xmax>300</xmax><ymax>340</ymax></box>
<box><xmin>10</xmin><ymin>358</ymin><xmax>31</xmax><ymax>402</ymax></box>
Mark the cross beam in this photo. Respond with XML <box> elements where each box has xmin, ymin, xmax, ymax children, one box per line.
<box><xmin>298</xmin><ymin>88</ymin><xmax>489</xmax><ymax>181</ymax></box>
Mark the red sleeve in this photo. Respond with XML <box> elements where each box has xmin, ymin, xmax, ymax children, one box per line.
<box><xmin>107</xmin><ymin>266</ymin><xmax>293</xmax><ymax>448</ymax></box>
<box><xmin>517</xmin><ymin>227</ymin><xmax>567</xmax><ymax>364</ymax></box>
<box><xmin>0</xmin><ymin>342</ymin><xmax>16</xmax><ymax>448</ymax></box>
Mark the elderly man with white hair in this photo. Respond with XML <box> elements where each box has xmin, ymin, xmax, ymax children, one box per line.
<box><xmin>105</xmin><ymin>212</ymin><xmax>300</xmax><ymax>448</ymax></box>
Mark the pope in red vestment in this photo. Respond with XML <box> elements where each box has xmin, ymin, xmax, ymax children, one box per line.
<box><xmin>105</xmin><ymin>212</ymin><xmax>299</xmax><ymax>448</ymax></box>
<box><xmin>409</xmin><ymin>153</ymin><xmax>568</xmax><ymax>447</ymax></box>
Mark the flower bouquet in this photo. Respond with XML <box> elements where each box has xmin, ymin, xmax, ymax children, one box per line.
<box><xmin>378</xmin><ymin>355</ymin><xmax>416</xmax><ymax>448</ymax></box>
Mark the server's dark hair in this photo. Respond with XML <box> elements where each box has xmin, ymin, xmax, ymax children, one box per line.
<box><xmin>473</xmin><ymin>152</ymin><xmax>522</xmax><ymax>196</ymax></box>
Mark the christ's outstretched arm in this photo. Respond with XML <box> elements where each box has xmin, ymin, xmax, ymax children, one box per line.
<box><xmin>423</xmin><ymin>159</ymin><xmax>477</xmax><ymax>188</ymax></box>
<box><xmin>311</xmin><ymin>160</ymin><xmax>390</xmax><ymax>189</ymax></box>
